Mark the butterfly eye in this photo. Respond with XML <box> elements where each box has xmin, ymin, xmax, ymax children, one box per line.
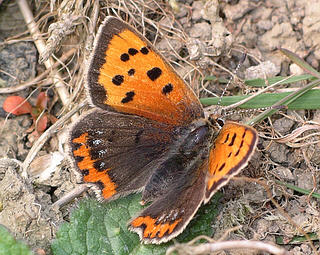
<box><xmin>208</xmin><ymin>115</ymin><xmax>225</xmax><ymax>129</ymax></box>
<box><xmin>216</xmin><ymin>118</ymin><xmax>225</xmax><ymax>128</ymax></box>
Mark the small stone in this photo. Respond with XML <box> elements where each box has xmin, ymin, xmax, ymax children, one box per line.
<box><xmin>188</xmin><ymin>22</ymin><xmax>212</xmax><ymax>40</ymax></box>
<box><xmin>300</xmin><ymin>243</ymin><xmax>312</xmax><ymax>255</ymax></box>
<box><xmin>295</xmin><ymin>169</ymin><xmax>314</xmax><ymax>190</ymax></box>
<box><xmin>0</xmin><ymin>42</ymin><xmax>37</xmax><ymax>87</ymax></box>
<box><xmin>264</xmin><ymin>141</ymin><xmax>288</xmax><ymax>164</ymax></box>
<box><xmin>251</xmin><ymin>6</ymin><xmax>272</xmax><ymax>20</ymax></box>
<box><xmin>268</xmin><ymin>222</ymin><xmax>280</xmax><ymax>233</ymax></box>
<box><xmin>258</xmin><ymin>22</ymin><xmax>299</xmax><ymax>52</ymax></box>
<box><xmin>224</xmin><ymin>1</ymin><xmax>255</xmax><ymax>21</ymax></box>
<box><xmin>175</xmin><ymin>4</ymin><xmax>188</xmax><ymax>18</ymax></box>
<box><xmin>21</xmin><ymin>117</ymin><xmax>32</xmax><ymax>128</ymax></box>
<box><xmin>201</xmin><ymin>0</ymin><xmax>219</xmax><ymax>21</ymax></box>
<box><xmin>244</xmin><ymin>183</ymin><xmax>266</xmax><ymax>202</ymax></box>
<box><xmin>256</xmin><ymin>20</ymin><xmax>273</xmax><ymax>31</ymax></box>
<box><xmin>156</xmin><ymin>38</ymin><xmax>183</xmax><ymax>55</ymax></box>
<box><xmin>303</xmin><ymin>0</ymin><xmax>320</xmax><ymax>59</ymax></box>
<box><xmin>272</xmin><ymin>167</ymin><xmax>295</xmax><ymax>181</ymax></box>
<box><xmin>289</xmin><ymin>63</ymin><xmax>304</xmax><ymax>75</ymax></box>
<box><xmin>273</xmin><ymin>118</ymin><xmax>295</xmax><ymax>134</ymax></box>
<box><xmin>191</xmin><ymin>1</ymin><xmax>204</xmax><ymax>21</ymax></box>
<box><xmin>245</xmin><ymin>61</ymin><xmax>280</xmax><ymax>79</ymax></box>
<box><xmin>209</xmin><ymin>21</ymin><xmax>233</xmax><ymax>56</ymax></box>
<box><xmin>186</xmin><ymin>38</ymin><xmax>206</xmax><ymax>60</ymax></box>
<box><xmin>253</xmin><ymin>219</ymin><xmax>270</xmax><ymax>240</ymax></box>
<box><xmin>306</xmin><ymin>54</ymin><xmax>319</xmax><ymax>69</ymax></box>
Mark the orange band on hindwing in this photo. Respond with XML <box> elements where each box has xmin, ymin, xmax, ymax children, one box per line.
<box><xmin>72</xmin><ymin>133</ymin><xmax>117</xmax><ymax>199</ymax></box>
<box><xmin>131</xmin><ymin>216</ymin><xmax>182</xmax><ymax>239</ymax></box>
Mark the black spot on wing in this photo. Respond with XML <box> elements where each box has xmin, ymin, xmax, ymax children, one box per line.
<box><xmin>147</xmin><ymin>67</ymin><xmax>162</xmax><ymax>81</ymax></box>
<box><xmin>112</xmin><ymin>75</ymin><xmax>124</xmax><ymax>86</ymax></box>
<box><xmin>223</xmin><ymin>133</ymin><xmax>229</xmax><ymax>144</ymax></box>
<box><xmin>94</xmin><ymin>160</ymin><xmax>108</xmax><ymax>172</ymax></box>
<box><xmin>74</xmin><ymin>155</ymin><xmax>84</xmax><ymax>163</ymax></box>
<box><xmin>235</xmin><ymin>140</ymin><xmax>244</xmax><ymax>156</ymax></box>
<box><xmin>128</xmin><ymin>68</ymin><xmax>135</xmax><ymax>76</ymax></box>
<box><xmin>140</xmin><ymin>46</ymin><xmax>149</xmax><ymax>54</ymax></box>
<box><xmin>120</xmin><ymin>53</ymin><xmax>129</xmax><ymax>62</ymax></box>
<box><xmin>162</xmin><ymin>83</ymin><xmax>173</xmax><ymax>95</ymax></box>
<box><xmin>128</xmin><ymin>48</ymin><xmax>138</xmax><ymax>56</ymax></box>
<box><xmin>218</xmin><ymin>163</ymin><xmax>226</xmax><ymax>171</ymax></box>
<box><xmin>228</xmin><ymin>133</ymin><xmax>237</xmax><ymax>146</ymax></box>
<box><xmin>121</xmin><ymin>91</ymin><xmax>135</xmax><ymax>104</ymax></box>
<box><xmin>95</xmin><ymin>180</ymin><xmax>105</xmax><ymax>190</ymax></box>
<box><xmin>71</xmin><ymin>142</ymin><xmax>82</xmax><ymax>151</ymax></box>
<box><xmin>82</xmin><ymin>169</ymin><xmax>89</xmax><ymax>176</ymax></box>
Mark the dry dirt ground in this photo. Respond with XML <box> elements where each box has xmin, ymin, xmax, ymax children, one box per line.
<box><xmin>0</xmin><ymin>0</ymin><xmax>320</xmax><ymax>254</ymax></box>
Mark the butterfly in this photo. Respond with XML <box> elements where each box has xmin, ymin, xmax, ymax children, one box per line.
<box><xmin>68</xmin><ymin>16</ymin><xmax>258</xmax><ymax>244</ymax></box>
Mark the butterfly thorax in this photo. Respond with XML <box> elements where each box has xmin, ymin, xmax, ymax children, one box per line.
<box><xmin>177</xmin><ymin>119</ymin><xmax>215</xmax><ymax>159</ymax></box>
<box><xmin>141</xmin><ymin>119</ymin><xmax>216</xmax><ymax>203</ymax></box>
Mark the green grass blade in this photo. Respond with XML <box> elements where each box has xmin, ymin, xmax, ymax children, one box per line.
<box><xmin>201</xmin><ymin>88</ymin><xmax>320</xmax><ymax>110</ymax></box>
<box><xmin>280</xmin><ymin>48</ymin><xmax>320</xmax><ymax>79</ymax></box>
<box><xmin>275</xmin><ymin>180</ymin><xmax>320</xmax><ymax>200</ymax></box>
<box><xmin>248</xmin><ymin>79</ymin><xmax>320</xmax><ymax>125</ymax></box>
<box><xmin>244</xmin><ymin>74</ymin><xmax>315</xmax><ymax>87</ymax></box>
<box><xmin>276</xmin><ymin>233</ymin><xmax>319</xmax><ymax>245</ymax></box>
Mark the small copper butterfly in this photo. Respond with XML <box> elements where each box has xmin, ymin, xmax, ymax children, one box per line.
<box><xmin>68</xmin><ymin>16</ymin><xmax>258</xmax><ymax>244</ymax></box>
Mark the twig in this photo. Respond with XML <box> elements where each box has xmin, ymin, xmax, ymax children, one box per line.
<box><xmin>52</xmin><ymin>184</ymin><xmax>89</xmax><ymax>208</ymax></box>
<box><xmin>0</xmin><ymin>157</ymin><xmax>22</xmax><ymax>169</ymax></box>
<box><xmin>16</xmin><ymin>0</ymin><xmax>78</xmax><ymax>120</ymax></box>
<box><xmin>259</xmin><ymin>124</ymin><xmax>320</xmax><ymax>144</ymax></box>
<box><xmin>166</xmin><ymin>240</ymin><xmax>290</xmax><ymax>255</ymax></box>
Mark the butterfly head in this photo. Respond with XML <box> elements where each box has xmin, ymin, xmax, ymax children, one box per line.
<box><xmin>208</xmin><ymin>114</ymin><xmax>225</xmax><ymax>130</ymax></box>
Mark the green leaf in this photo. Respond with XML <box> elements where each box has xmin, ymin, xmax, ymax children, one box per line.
<box><xmin>52</xmin><ymin>193</ymin><xmax>222</xmax><ymax>255</ymax></box>
<box><xmin>0</xmin><ymin>225</ymin><xmax>33</xmax><ymax>255</ymax></box>
<box><xmin>203</xmin><ymin>75</ymin><xmax>228</xmax><ymax>84</ymax></box>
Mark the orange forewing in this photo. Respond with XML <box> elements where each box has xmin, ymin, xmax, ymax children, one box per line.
<box><xmin>205</xmin><ymin>122</ymin><xmax>258</xmax><ymax>202</ymax></box>
<box><xmin>88</xmin><ymin>17</ymin><xmax>203</xmax><ymax>126</ymax></box>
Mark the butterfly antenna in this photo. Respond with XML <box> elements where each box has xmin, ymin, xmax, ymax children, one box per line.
<box><xmin>217</xmin><ymin>53</ymin><xmax>247</xmax><ymax>107</ymax></box>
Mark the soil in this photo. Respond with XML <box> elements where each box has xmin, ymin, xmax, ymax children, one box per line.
<box><xmin>0</xmin><ymin>0</ymin><xmax>319</xmax><ymax>254</ymax></box>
